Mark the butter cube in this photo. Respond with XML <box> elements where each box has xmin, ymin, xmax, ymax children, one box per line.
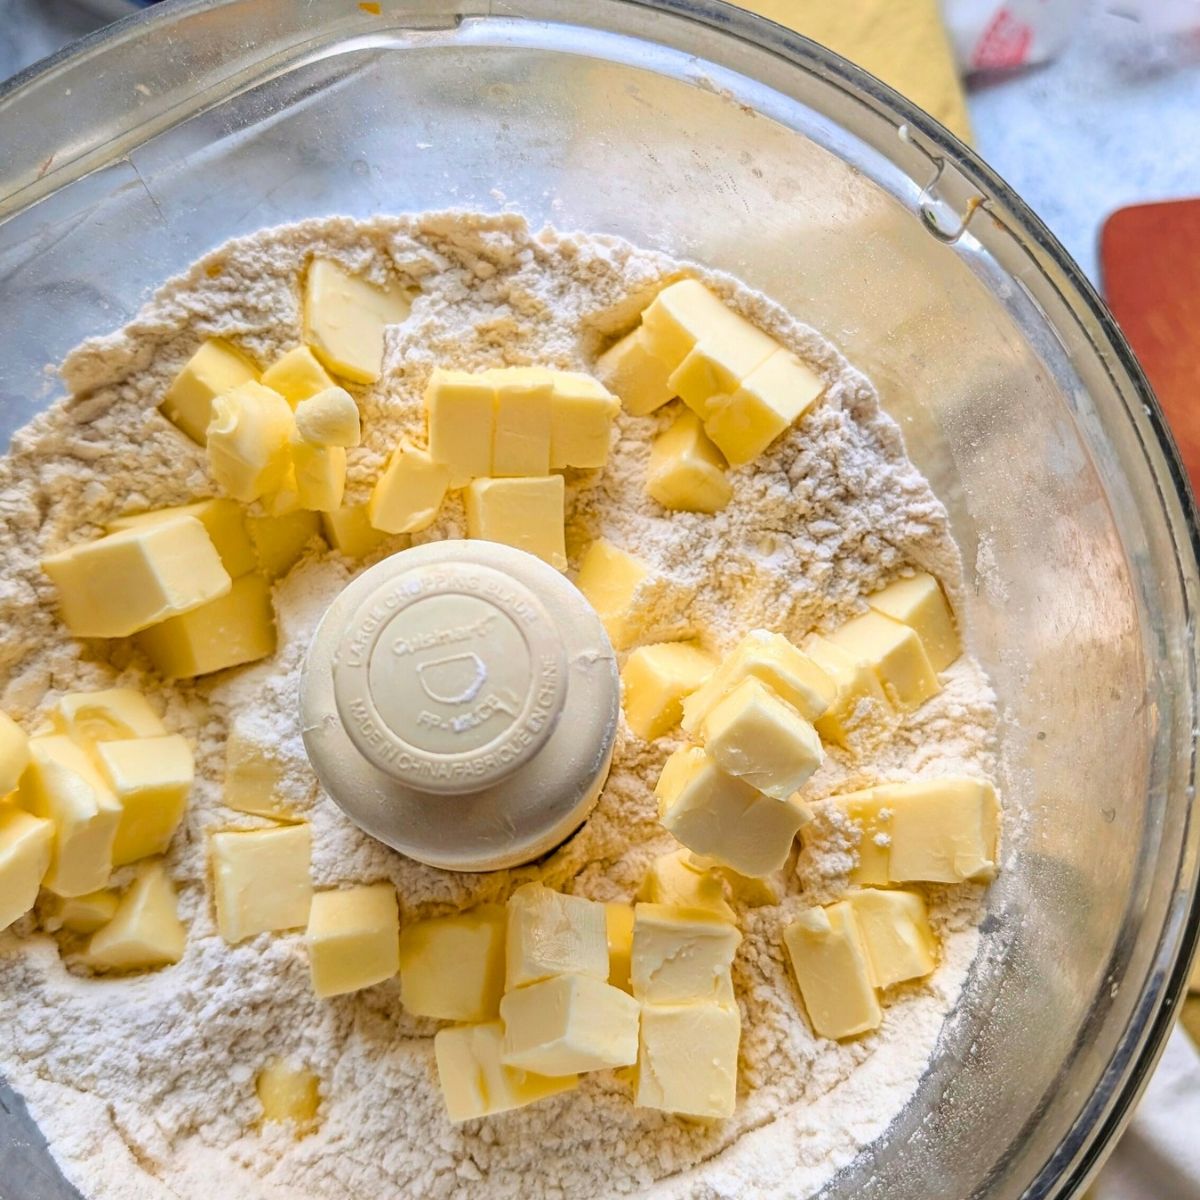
<box><xmin>784</xmin><ymin>901</ymin><xmax>881</xmax><ymax>1040</ymax></box>
<box><xmin>464</xmin><ymin>476</ymin><xmax>566</xmax><ymax>571</ymax></box>
<box><xmin>828</xmin><ymin>788</ymin><xmax>891</xmax><ymax>886</ymax></box>
<box><xmin>669</xmin><ymin>324</ymin><xmax>777</xmax><ymax>421</ymax></box>
<box><xmin>639</xmin><ymin>848</ymin><xmax>734</xmax><ymax>922</ymax></box>
<box><xmin>803</xmin><ymin>635</ymin><xmax>892</xmax><ymax>748</ymax></box>
<box><xmin>304</xmin><ymin>259</ymin><xmax>410</xmax><ymax>384</ymax></box>
<box><xmin>398</xmin><ymin>904</ymin><xmax>506</xmax><ymax>1022</ymax></box>
<box><xmin>294</xmin><ymin>387</ymin><xmax>362</xmax><ymax>447</ymax></box>
<box><xmin>19</xmin><ymin>736</ymin><xmax>122</xmax><ymax>897</ymax></box>
<box><xmin>137</xmin><ymin>571</ymin><xmax>276</xmax><ymax>679</ymax></box>
<box><xmin>245</xmin><ymin>509</ymin><xmax>322</xmax><ymax>579</ymax></box>
<box><xmin>223</xmin><ymin>731</ymin><xmax>291</xmax><ymax>819</ymax></box>
<box><xmin>506</xmin><ymin>882</ymin><xmax>609</xmax><ymax>989</ymax></box>
<box><xmin>211</xmin><ymin>824</ymin><xmax>312</xmax><ymax>945</ymax></box>
<box><xmin>306</xmin><ymin>882</ymin><xmax>399</xmax><ymax>997</ymax></box>
<box><xmin>86</xmin><ymin>860</ymin><xmax>186</xmax><ymax>971</ymax></box>
<box><xmin>488</xmin><ymin>367</ymin><xmax>554</xmax><ymax>477</ymax></box>
<box><xmin>547</xmin><ymin>371</ymin><xmax>620</xmax><ymax>469</ymax></box>
<box><xmin>575</xmin><ymin>539</ymin><xmax>651</xmax><ymax>651</ymax></box>
<box><xmin>596</xmin><ymin>326</ymin><xmax>676</xmax><ymax>416</ymax></box>
<box><xmin>636</xmin><ymin>1001</ymin><xmax>740</xmax><ymax>1119</ymax></box>
<box><xmin>257</xmin><ymin>1057</ymin><xmax>320</xmax><ymax>1130</ymax></box>
<box><xmin>321</xmin><ymin>503</ymin><xmax>387</xmax><ymax>558</ymax></box>
<box><xmin>263</xmin><ymin>467</ymin><xmax>302</xmax><ymax>517</ymax></box>
<box><xmin>703</xmin><ymin>861</ymin><xmax>784</xmax><ymax>907</ymax></box>
<box><xmin>705</xmin><ymin>348</ymin><xmax>824</xmax><ymax>466</ymax></box>
<box><xmin>829</xmin><ymin>611</ymin><xmax>940</xmax><ymax>712</ymax></box>
<box><xmin>51</xmin><ymin>689</ymin><xmax>167</xmax><ymax>746</ymax></box>
<box><xmin>206</xmin><ymin>382</ymin><xmax>296</xmax><ymax>503</ymax></box>
<box><xmin>108</xmin><ymin>499</ymin><xmax>257</xmax><ymax>579</ymax></box>
<box><xmin>161</xmin><ymin>339</ymin><xmax>258</xmax><ymax>444</ymax></box>
<box><xmin>0</xmin><ymin>711</ymin><xmax>30</xmax><ymax>796</ymax></box>
<box><xmin>621</xmin><ymin>641</ymin><xmax>716</xmax><ymax>741</ymax></box>
<box><xmin>48</xmin><ymin>888</ymin><xmax>118</xmax><ymax>934</ymax></box>
<box><xmin>846</xmin><ymin>888</ymin><xmax>937</xmax><ymax>988</ymax></box>
<box><xmin>425</xmin><ymin>368</ymin><xmax>496</xmax><ymax>486</ymax></box>
<box><xmin>42</xmin><ymin>516</ymin><xmax>232</xmax><ymax>639</ymax></box>
<box><xmin>867</xmin><ymin>572</ymin><xmax>960</xmax><ymax>671</ymax></box>
<box><xmin>94</xmin><ymin>735</ymin><xmax>193</xmax><ymax>866</ymax></box>
<box><xmin>291</xmin><ymin>439</ymin><xmax>347</xmax><ymax>513</ymax></box>
<box><xmin>368</xmin><ymin>444</ymin><xmax>450</xmax><ymax>535</ymax></box>
<box><xmin>631</xmin><ymin>902</ymin><xmax>740</xmax><ymax>1004</ymax></box>
<box><xmin>0</xmin><ymin>805</ymin><xmax>52</xmax><ymax>930</ymax></box>
<box><xmin>261</xmin><ymin>346</ymin><xmax>337</xmax><ymax>406</ymax></box>
<box><xmin>877</xmin><ymin>777</ymin><xmax>1000</xmax><ymax>884</ymax></box>
<box><xmin>605</xmin><ymin>902</ymin><xmax>635</xmax><ymax>993</ymax></box>
<box><xmin>699</xmin><ymin>676</ymin><xmax>823</xmax><ymax>801</ymax></box>
<box><xmin>646</xmin><ymin>410</ymin><xmax>731</xmax><ymax>515</ymax></box>
<box><xmin>682</xmin><ymin>629</ymin><xmax>835</xmax><ymax>734</ymax></box>
<box><xmin>640</xmin><ymin>279</ymin><xmax>743</xmax><ymax>366</ymax></box>
<box><xmin>435</xmin><ymin>1021</ymin><xmax>577</xmax><ymax>1122</ymax></box>
<box><xmin>656</xmin><ymin>746</ymin><xmax>808</xmax><ymax>878</ymax></box>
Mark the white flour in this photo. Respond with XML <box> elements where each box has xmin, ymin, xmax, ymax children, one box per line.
<box><xmin>0</xmin><ymin>212</ymin><xmax>998</xmax><ymax>1200</ymax></box>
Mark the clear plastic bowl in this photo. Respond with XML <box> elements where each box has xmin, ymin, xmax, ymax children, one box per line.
<box><xmin>1</xmin><ymin>3</ymin><xmax>1198</xmax><ymax>1197</ymax></box>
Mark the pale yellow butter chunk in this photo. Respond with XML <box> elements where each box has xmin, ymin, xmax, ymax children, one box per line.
<box><xmin>631</xmin><ymin>902</ymin><xmax>741</xmax><ymax>1004</ymax></box>
<box><xmin>705</xmin><ymin>348</ymin><xmax>825</xmax><ymax>466</ymax></box>
<box><xmin>636</xmin><ymin>1001</ymin><xmax>740</xmax><ymax>1119</ymax></box>
<box><xmin>639</xmin><ymin>278</ymin><xmax>743</xmax><ymax>366</ymax></box>
<box><xmin>621</xmin><ymin>641</ymin><xmax>716</xmax><ymax>741</ymax></box>
<box><xmin>700</xmin><ymin>859</ymin><xmax>784</xmax><ymax>907</ymax></box>
<box><xmin>304</xmin><ymin>259</ymin><xmax>410</xmax><ymax>384</ymax></box>
<box><xmin>646</xmin><ymin>409</ymin><xmax>731</xmax><ymax>514</ymax></box>
<box><xmin>245</xmin><ymin>509</ymin><xmax>323</xmax><ymax>579</ymax></box>
<box><xmin>306</xmin><ymin>882</ymin><xmax>399</xmax><ymax>998</ymax></box>
<box><xmin>398</xmin><ymin>904</ymin><xmax>506</xmax><ymax>1022</ymax></box>
<box><xmin>206</xmin><ymin>381</ymin><xmax>296</xmax><ymax>503</ymax></box>
<box><xmin>829</xmin><ymin>611</ymin><xmax>940</xmax><ymax>713</ymax></box>
<box><xmin>19</xmin><ymin>736</ymin><xmax>122</xmax><ymax>898</ymax></box>
<box><xmin>605</xmin><ymin>901</ymin><xmax>635</xmax><ymax>993</ymax></box>
<box><xmin>211</xmin><ymin>824</ymin><xmax>312</xmax><ymax>945</ymax></box>
<box><xmin>95</xmin><ymin>734</ymin><xmax>193</xmax><ymax>867</ymax></box>
<box><xmin>867</xmin><ymin>572</ymin><xmax>960</xmax><ymax>671</ymax></box>
<box><xmin>847</xmin><ymin>888</ymin><xmax>937</xmax><ymax>989</ymax></box>
<box><xmin>669</xmin><ymin>323</ymin><xmax>777</xmax><ymax>421</ymax></box>
<box><xmin>291</xmin><ymin>439</ymin><xmax>347</xmax><ymax>513</ymax></box>
<box><xmin>137</xmin><ymin>571</ymin><xmax>276</xmax><ymax>679</ymax></box>
<box><xmin>682</xmin><ymin>629</ymin><xmax>835</xmax><ymax>734</ymax></box>
<box><xmin>655</xmin><ymin>746</ymin><xmax>808</xmax><ymax>878</ymax></box>
<box><xmin>425</xmin><ymin>368</ymin><xmax>496</xmax><ymax>485</ymax></box>
<box><xmin>160</xmin><ymin>339</ymin><xmax>258</xmax><ymax>444</ymax></box>
<box><xmin>596</xmin><ymin>326</ymin><xmax>676</xmax><ymax>416</ymax></box>
<box><xmin>294</xmin><ymin>387</ymin><xmax>362</xmax><ymax>448</ymax></box>
<box><xmin>784</xmin><ymin>901</ymin><xmax>881</xmax><ymax>1040</ymax></box>
<box><xmin>0</xmin><ymin>711</ymin><xmax>30</xmax><ymax>796</ymax></box>
<box><xmin>223</xmin><ymin>731</ymin><xmax>291</xmax><ymax>819</ymax></box>
<box><xmin>257</xmin><ymin>1057</ymin><xmax>320</xmax><ymax>1131</ymax></box>
<box><xmin>49</xmin><ymin>888</ymin><xmax>118</xmax><ymax>934</ymax></box>
<box><xmin>0</xmin><ymin>805</ymin><xmax>52</xmax><ymax>930</ymax></box>
<box><xmin>804</xmin><ymin>635</ymin><xmax>892</xmax><ymax>748</ymax></box>
<box><xmin>575</xmin><ymin>539</ymin><xmax>651</xmax><ymax>651</ymax></box>
<box><xmin>506</xmin><ymin>881</ymin><xmax>609</xmax><ymax>990</ymax></box>
<box><xmin>546</xmin><ymin>371</ymin><xmax>620</xmax><ymax>470</ymax></box>
<box><xmin>876</xmin><ymin>777</ymin><xmax>1000</xmax><ymax>884</ymax></box>
<box><xmin>51</xmin><ymin>688</ymin><xmax>167</xmax><ymax>746</ymax></box>
<box><xmin>86</xmin><ymin>860</ymin><xmax>185</xmax><ymax>971</ymax></box>
<box><xmin>261</xmin><ymin>346</ymin><xmax>337</xmax><ymax>406</ymax></box>
<box><xmin>321</xmin><ymin>503</ymin><xmax>387</xmax><ymax>558</ymax></box>
<box><xmin>263</xmin><ymin>466</ymin><xmax>302</xmax><ymax>518</ymax></box>
<box><xmin>42</xmin><ymin>516</ymin><xmax>232</xmax><ymax>639</ymax></box>
<box><xmin>486</xmin><ymin>367</ymin><xmax>554</xmax><ymax>477</ymax></box>
<box><xmin>827</xmin><ymin>788</ymin><xmax>891</xmax><ymax>887</ymax></box>
<box><xmin>464</xmin><ymin>476</ymin><xmax>566</xmax><ymax>571</ymax></box>
<box><xmin>699</xmin><ymin>676</ymin><xmax>823</xmax><ymax>801</ymax></box>
<box><xmin>368</xmin><ymin>444</ymin><xmax>450</xmax><ymax>535</ymax></box>
<box><xmin>435</xmin><ymin>1021</ymin><xmax>577</xmax><ymax>1122</ymax></box>
<box><xmin>639</xmin><ymin>848</ymin><xmax>734</xmax><ymax>922</ymax></box>
<box><xmin>108</xmin><ymin>499</ymin><xmax>257</xmax><ymax>579</ymax></box>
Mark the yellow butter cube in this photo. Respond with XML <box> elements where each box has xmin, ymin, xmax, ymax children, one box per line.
<box><xmin>464</xmin><ymin>476</ymin><xmax>566</xmax><ymax>571</ymax></box>
<box><xmin>206</xmin><ymin>381</ymin><xmax>296</xmax><ymax>503</ymax></box>
<box><xmin>291</xmin><ymin>439</ymin><xmax>347</xmax><ymax>513</ymax></box>
<box><xmin>636</xmin><ymin>1001</ymin><xmax>740</xmax><ymax>1119</ymax></box>
<box><xmin>596</xmin><ymin>326</ymin><xmax>676</xmax><ymax>416</ymax></box>
<box><xmin>828</xmin><ymin>788</ymin><xmax>892</xmax><ymax>886</ymax></box>
<box><xmin>669</xmin><ymin>324</ymin><xmax>776</xmax><ymax>421</ymax></box>
<box><xmin>160</xmin><ymin>339</ymin><xmax>258</xmax><ymax>444</ymax></box>
<box><xmin>86</xmin><ymin>860</ymin><xmax>186</xmax><ymax>971</ymax></box>
<box><xmin>699</xmin><ymin>676</ymin><xmax>823</xmax><ymax>801</ymax></box>
<box><xmin>621</xmin><ymin>641</ymin><xmax>716</xmax><ymax>741</ymax></box>
<box><xmin>867</xmin><ymin>572</ymin><xmax>960</xmax><ymax>671</ymax></box>
<box><xmin>211</xmin><ymin>825</ymin><xmax>312</xmax><ymax>945</ymax></box>
<box><xmin>435</xmin><ymin>1021</ymin><xmax>577</xmax><ymax>1123</ymax></box>
<box><xmin>94</xmin><ymin>735</ymin><xmax>192</xmax><ymax>867</ymax></box>
<box><xmin>223</xmin><ymin>731</ymin><xmax>290</xmax><ymax>819</ymax></box>
<box><xmin>294</xmin><ymin>387</ymin><xmax>362</xmax><ymax>448</ymax></box>
<box><xmin>321</xmin><ymin>503</ymin><xmax>387</xmax><ymax>558</ymax></box>
<box><xmin>261</xmin><ymin>346</ymin><xmax>337</xmax><ymax>406</ymax></box>
<box><xmin>51</xmin><ymin>688</ymin><xmax>166</xmax><ymax>746</ymax></box>
<box><xmin>19</xmin><ymin>736</ymin><xmax>122</xmax><ymax>898</ymax></box>
<box><xmin>682</xmin><ymin>629</ymin><xmax>834</xmax><ymax>734</ymax></box>
<box><xmin>245</xmin><ymin>508</ymin><xmax>323</xmax><ymax>579</ymax></box>
<box><xmin>487</xmin><ymin>367</ymin><xmax>554</xmax><ymax>477</ymax></box>
<box><xmin>137</xmin><ymin>571</ymin><xmax>276</xmax><ymax>679</ymax></box>
<box><xmin>605</xmin><ymin>901</ymin><xmax>635</xmax><ymax>993</ymax></box>
<box><xmin>500</xmin><ymin>972</ymin><xmax>640</xmax><ymax>1075</ymax></box>
<box><xmin>263</xmin><ymin>466</ymin><xmax>302</xmax><ymax>517</ymax></box>
<box><xmin>575</xmin><ymin>539</ymin><xmax>651</xmax><ymax>651</ymax></box>
<box><xmin>700</xmin><ymin>859</ymin><xmax>784</xmax><ymax>907</ymax></box>
<box><xmin>0</xmin><ymin>805</ymin><xmax>52</xmax><ymax>930</ymax></box>
<box><xmin>639</xmin><ymin>279</ymin><xmax>742</xmax><ymax>366</ymax></box>
<box><xmin>108</xmin><ymin>499</ymin><xmax>257</xmax><ymax>579</ymax></box>
<box><xmin>705</xmin><ymin>348</ymin><xmax>825</xmax><ymax>466</ymax></box>
<box><xmin>846</xmin><ymin>888</ymin><xmax>937</xmax><ymax>989</ymax></box>
<box><xmin>257</xmin><ymin>1057</ymin><xmax>321</xmax><ymax>1131</ymax></box>
<box><xmin>398</xmin><ymin>904</ymin><xmax>506</xmax><ymax>1022</ymax></box>
<box><xmin>425</xmin><ymin>368</ymin><xmax>496</xmax><ymax>486</ymax></box>
<box><xmin>803</xmin><ymin>635</ymin><xmax>892</xmax><ymax>748</ymax></box>
<box><xmin>829</xmin><ymin>611</ymin><xmax>940</xmax><ymax>713</ymax></box>
<box><xmin>0</xmin><ymin>711</ymin><xmax>30</xmax><ymax>796</ymax></box>
<box><xmin>306</xmin><ymin>882</ymin><xmax>399</xmax><ymax>998</ymax></box>
<box><xmin>42</xmin><ymin>516</ymin><xmax>232</xmax><ymax>639</ymax></box>
<box><xmin>784</xmin><ymin>901</ymin><xmax>881</xmax><ymax>1040</ymax></box>
<box><xmin>506</xmin><ymin>882</ymin><xmax>609</xmax><ymax>990</ymax></box>
<box><xmin>368</xmin><ymin>444</ymin><xmax>450</xmax><ymax>535</ymax></box>
<box><xmin>48</xmin><ymin>888</ymin><xmax>118</xmax><ymax>934</ymax></box>
<box><xmin>631</xmin><ymin>902</ymin><xmax>740</xmax><ymax>1004</ymax></box>
<box><xmin>646</xmin><ymin>409</ymin><xmax>731</xmax><ymax>514</ymax></box>
<box><xmin>304</xmin><ymin>259</ymin><xmax>411</xmax><ymax>384</ymax></box>
<box><xmin>656</xmin><ymin>746</ymin><xmax>808</xmax><ymax>878</ymax></box>
<box><xmin>547</xmin><ymin>371</ymin><xmax>620</xmax><ymax>469</ymax></box>
<box><xmin>639</xmin><ymin>848</ymin><xmax>734</xmax><ymax>923</ymax></box>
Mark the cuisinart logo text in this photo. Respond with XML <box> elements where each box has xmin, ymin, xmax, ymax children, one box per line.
<box><xmin>391</xmin><ymin>613</ymin><xmax>496</xmax><ymax>657</ymax></box>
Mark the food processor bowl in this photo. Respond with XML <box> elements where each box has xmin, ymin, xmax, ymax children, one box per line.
<box><xmin>0</xmin><ymin>2</ymin><xmax>1197</xmax><ymax>1197</ymax></box>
